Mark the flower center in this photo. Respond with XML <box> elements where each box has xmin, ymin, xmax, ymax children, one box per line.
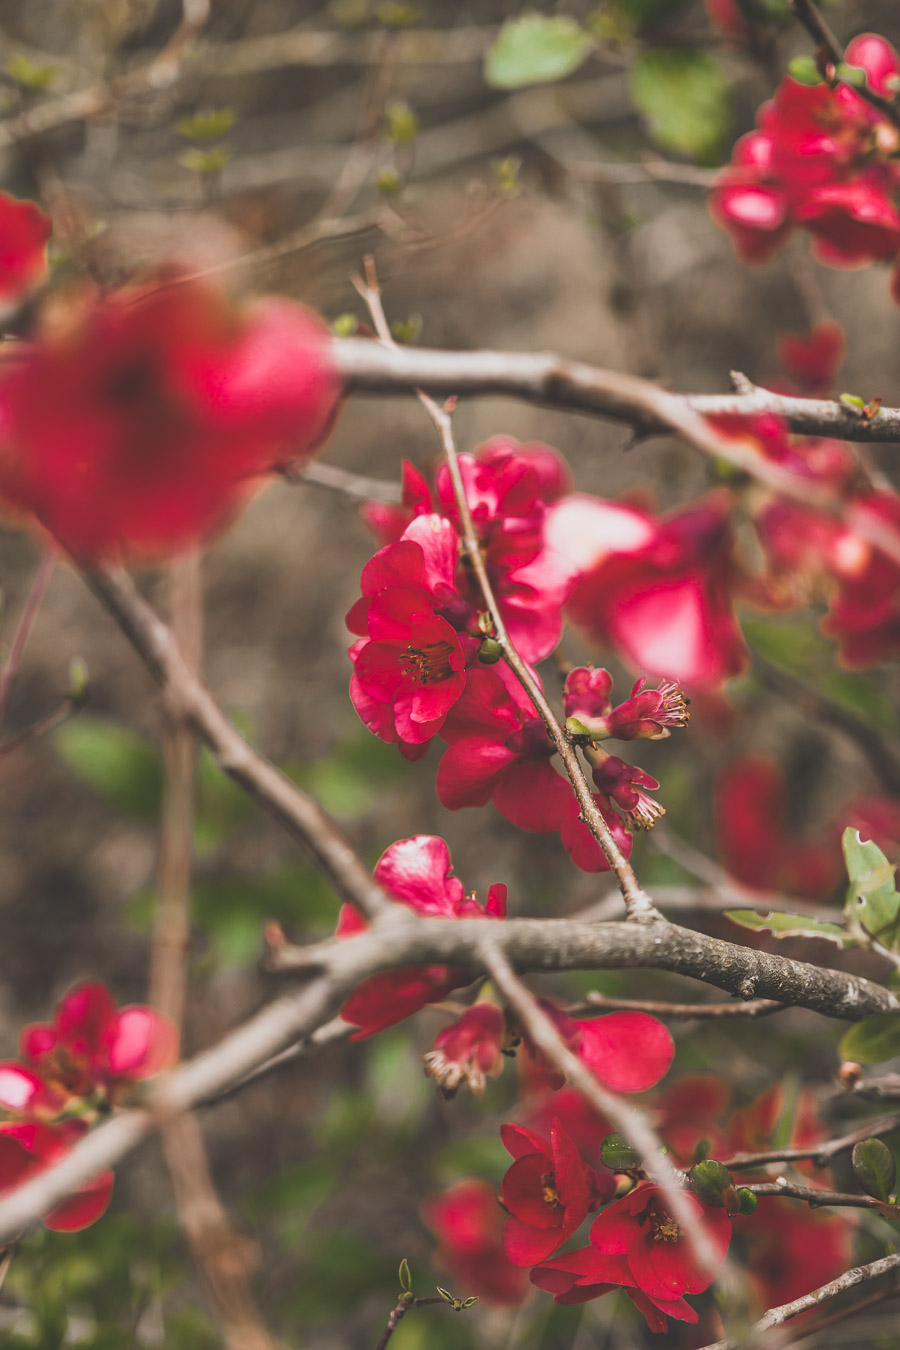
<box><xmin>401</xmin><ymin>640</ymin><xmax>455</xmax><ymax>684</ymax></box>
<box><xmin>540</xmin><ymin>1171</ymin><xmax>562</xmax><ymax>1209</ymax></box>
<box><xmin>40</xmin><ymin>1045</ymin><xmax>94</xmax><ymax>1097</ymax></box>
<box><xmin>646</xmin><ymin>1206</ymin><xmax>680</xmax><ymax>1244</ymax></box>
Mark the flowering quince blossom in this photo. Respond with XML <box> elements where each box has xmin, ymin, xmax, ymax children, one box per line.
<box><xmin>0</xmin><ymin>192</ymin><xmax>51</xmax><ymax>314</ymax></box>
<box><xmin>776</xmin><ymin>320</ymin><xmax>845</xmax><ymax>395</ymax></box>
<box><xmin>546</xmin><ymin>491</ymin><xmax>747</xmax><ymax>690</ymax></box>
<box><xmin>564</xmin><ymin>666</ymin><xmax>689</xmax><ymax>742</ymax></box>
<box><xmin>360</xmin><ymin>438</ymin><xmax>576</xmax><ymax>664</ymax></box>
<box><xmin>0</xmin><ymin>1120</ymin><xmax>113</xmax><ymax>1232</ymax></box>
<box><xmin>711</xmin><ymin>35</ymin><xmax>900</xmax><ymax>279</ymax></box>
<box><xmin>347</xmin><ymin>514</ymin><xmax>479</xmax><ymax>755</ymax></box>
<box><xmin>520</xmin><ymin>1005</ymin><xmax>674</xmax><ymax>1096</ymax></box>
<box><xmin>0</xmin><ymin>981</ymin><xmax>178</xmax><ymax>1119</ymax></box>
<box><xmin>532</xmin><ymin>1183</ymin><xmax>732</xmax><ymax>1331</ymax></box>
<box><xmin>435</xmin><ymin>666</ymin><xmax>634</xmax><ymax>873</ymax></box>
<box><xmin>336</xmin><ymin>836</ymin><xmax>506</xmax><ymax>1038</ymax></box>
<box><xmin>500</xmin><ymin>1120</ymin><xmax>608</xmax><ymax>1266</ymax></box>
<box><xmin>422</xmin><ymin>1002</ymin><xmax>507</xmax><ymax>1098</ymax></box>
<box><xmin>0</xmin><ymin>276</ymin><xmax>340</xmax><ymax>561</ymax></box>
<box><xmin>423</xmin><ymin>1179</ymin><xmax>531</xmax><ymax>1305</ymax></box>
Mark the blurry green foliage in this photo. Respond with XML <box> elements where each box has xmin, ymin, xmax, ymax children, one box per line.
<box><xmin>840</xmin><ymin>1011</ymin><xmax>900</xmax><ymax>1064</ymax></box>
<box><xmin>5</xmin><ymin>52</ymin><xmax>56</xmax><ymax>90</ymax></box>
<box><xmin>743</xmin><ymin>616</ymin><xmax>899</xmax><ymax>733</ymax></box>
<box><xmin>178</xmin><ymin>147</ymin><xmax>233</xmax><ymax>175</ymax></box>
<box><xmin>55</xmin><ymin>718</ymin><xmax>164</xmax><ymax>820</ymax></box>
<box><xmin>485</xmin><ymin>14</ymin><xmax>594</xmax><ymax>90</ymax></box>
<box><xmin>0</xmin><ymin>1216</ymin><xmax>217</xmax><ymax>1350</ymax></box>
<box><xmin>630</xmin><ymin>48</ymin><xmax>731</xmax><ymax>162</ymax></box>
<box><xmin>603</xmin><ymin>0</ymin><xmax>689</xmax><ymax>30</ymax></box>
<box><xmin>843</xmin><ymin>828</ymin><xmax>900</xmax><ymax>950</ymax></box>
<box><xmin>283</xmin><ymin>1230</ymin><xmax>395</xmax><ymax>1322</ymax></box>
<box><xmin>176</xmin><ymin>109</ymin><xmax>237</xmax><ymax>142</ymax></box>
<box><xmin>285</xmin><ymin>729</ymin><xmax>407</xmax><ymax>819</ymax></box>
<box><xmin>384</xmin><ymin>100</ymin><xmax>419</xmax><ymax>146</ymax></box>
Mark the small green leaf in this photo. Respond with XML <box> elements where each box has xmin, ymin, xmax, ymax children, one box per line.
<box><xmin>383</xmin><ymin>100</ymin><xmax>418</xmax><ymax>146</ymax></box>
<box><xmin>725</xmin><ymin>910</ymin><xmax>849</xmax><ymax>946</ymax></box>
<box><xmin>485</xmin><ymin>14</ymin><xmax>594</xmax><ymax>90</ymax></box>
<box><xmin>600</xmin><ymin>1132</ymin><xmax>641</xmax><ymax>1171</ymax></box>
<box><xmin>836</xmin><ymin>62</ymin><xmax>867</xmax><ymax>89</ymax></box>
<box><xmin>736</xmin><ymin>1188</ymin><xmax>758</xmax><ymax>1215</ymax></box>
<box><xmin>178</xmin><ymin>147</ymin><xmax>233</xmax><ymax>175</ymax></box>
<box><xmin>492</xmin><ymin>156</ymin><xmax>523</xmax><ymax>195</ymax></box>
<box><xmin>331</xmin><ymin>312</ymin><xmax>358</xmax><ymax>337</ymax></box>
<box><xmin>55</xmin><ymin>718</ymin><xmax>163</xmax><ymax>819</ymax></box>
<box><xmin>840</xmin><ymin>1012</ymin><xmax>900</xmax><ymax>1065</ymax></box>
<box><xmin>6</xmin><ymin>52</ymin><xmax>56</xmax><ymax>90</ymax></box>
<box><xmin>787</xmin><ymin>55</ymin><xmax>822</xmax><ymax>86</ymax></box>
<box><xmin>436</xmin><ymin>1286</ymin><xmax>456</xmax><ymax>1305</ymax></box>
<box><xmin>376</xmin><ymin>1</ymin><xmax>421</xmax><ymax>25</ymax></box>
<box><xmin>689</xmin><ymin>1159</ymin><xmax>734</xmax><ymax>1207</ymax></box>
<box><xmin>398</xmin><ymin>1257</ymin><xmax>412</xmax><ymax>1293</ymax></box>
<box><xmin>461</xmin><ymin>1296</ymin><xmax>479</xmax><ymax>1308</ymax></box>
<box><xmin>840</xmin><ymin>392</ymin><xmax>866</xmax><ymax>412</ymax></box>
<box><xmin>630</xmin><ymin>48</ymin><xmax>731</xmax><ymax>162</ymax></box>
<box><xmin>852</xmin><ymin>1138</ymin><xmax>896</xmax><ymax>1202</ymax></box>
<box><xmin>842</xmin><ymin>828</ymin><xmax>900</xmax><ymax>949</ymax></box>
<box><xmin>177</xmin><ymin>108</ymin><xmax>237</xmax><ymax>142</ymax></box>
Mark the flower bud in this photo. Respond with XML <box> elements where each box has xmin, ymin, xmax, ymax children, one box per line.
<box><xmin>688</xmin><ymin>1158</ymin><xmax>735</xmax><ymax>1208</ymax></box>
<box><xmin>600</xmin><ymin>1132</ymin><xmax>641</xmax><ymax>1172</ymax></box>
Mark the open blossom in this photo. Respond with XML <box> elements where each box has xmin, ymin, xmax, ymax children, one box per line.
<box><xmin>0</xmin><ymin>981</ymin><xmax>177</xmax><ymax>1119</ymax></box>
<box><xmin>711</xmin><ymin>36</ymin><xmax>900</xmax><ymax>277</ymax></box>
<box><xmin>591</xmin><ymin>754</ymin><xmax>665</xmax><ymax>832</ymax></box>
<box><xmin>423</xmin><ymin>1179</ymin><xmax>531</xmax><ymax>1305</ymax></box>
<box><xmin>337</xmin><ymin>836</ymin><xmax>506</xmax><ymax>1038</ymax></box>
<box><xmin>547</xmin><ymin>492</ymin><xmax>746</xmax><ymax>690</ymax></box>
<box><xmin>0</xmin><ymin>277</ymin><xmax>340</xmax><ymax>561</ymax></box>
<box><xmin>348</xmin><ymin>514</ymin><xmax>478</xmax><ymax>752</ymax></box>
<box><xmin>361</xmin><ymin>437</ymin><xmax>576</xmax><ymax>664</ymax></box>
<box><xmin>423</xmin><ymin>1003</ymin><xmax>507</xmax><ymax>1098</ymax></box>
<box><xmin>501</xmin><ymin>1120</ymin><xmax>605</xmax><ymax>1266</ymax></box>
<box><xmin>532</xmin><ymin>1184</ymin><xmax>732</xmax><ymax>1331</ymax></box>
<box><xmin>0</xmin><ymin>1120</ymin><xmax>113</xmax><ymax>1232</ymax></box>
<box><xmin>521</xmin><ymin>1007</ymin><xmax>674</xmax><ymax>1097</ymax></box>
<box><xmin>564</xmin><ymin>667</ymin><xmax>689</xmax><ymax>742</ymax></box>
<box><xmin>0</xmin><ymin>192</ymin><xmax>51</xmax><ymax>312</ymax></box>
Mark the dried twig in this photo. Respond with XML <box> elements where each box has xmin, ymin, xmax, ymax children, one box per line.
<box><xmin>570</xmin><ymin>992</ymin><xmax>785</xmax><ymax>1018</ymax></box>
<box><xmin>723</xmin><ymin>1112</ymin><xmax>900</xmax><ymax>1170</ymax></box>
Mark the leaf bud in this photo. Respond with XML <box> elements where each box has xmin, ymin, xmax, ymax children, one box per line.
<box><xmin>688</xmin><ymin>1158</ymin><xmax>735</xmax><ymax>1207</ymax></box>
<box><xmin>852</xmin><ymin>1138</ymin><xmax>897</xmax><ymax>1202</ymax></box>
<box><xmin>477</xmin><ymin>637</ymin><xmax>503</xmax><ymax>665</ymax></box>
<box><xmin>736</xmin><ymin>1188</ymin><xmax>758</xmax><ymax>1216</ymax></box>
<box><xmin>600</xmin><ymin>1132</ymin><xmax>641</xmax><ymax>1171</ymax></box>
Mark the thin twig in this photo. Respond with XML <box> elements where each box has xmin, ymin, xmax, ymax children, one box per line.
<box><xmin>0</xmin><ymin>697</ymin><xmax>78</xmax><ymax>760</ymax></box>
<box><xmin>743</xmin><ymin>1179</ymin><xmax>894</xmax><ymax>1212</ymax></box>
<box><xmin>723</xmin><ymin>1112</ymin><xmax>900</xmax><ymax>1169</ymax></box>
<box><xmin>297</xmin><ymin>460</ymin><xmax>402</xmax><ymax>503</ymax></box>
<box><xmin>375</xmin><ymin>1295</ymin><xmax>447</xmax><ymax>1350</ymax></box>
<box><xmin>351</xmin><ymin>262</ymin><xmax>654</xmax><ymax>921</ymax></box>
<box><xmin>698</xmin><ymin>1252</ymin><xmax>900</xmax><ymax>1349</ymax></box>
<box><xmin>789</xmin><ymin>1283</ymin><xmax>900</xmax><ymax>1346</ymax></box>
<box><xmin>0</xmin><ymin>551</ymin><xmax>55</xmax><ymax>732</ymax></box>
<box><xmin>569</xmin><ymin>992</ymin><xmax>785</xmax><ymax>1018</ymax></box>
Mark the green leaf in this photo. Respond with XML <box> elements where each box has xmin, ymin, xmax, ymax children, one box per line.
<box><xmin>601</xmin><ymin>1132</ymin><xmax>641</xmax><ymax>1171</ymax></box>
<box><xmin>842</xmin><ymin>827</ymin><xmax>900</xmax><ymax>949</ymax></box>
<box><xmin>384</xmin><ymin>100</ymin><xmax>418</xmax><ymax>146</ymax></box>
<box><xmin>689</xmin><ymin>1159</ymin><xmax>734</xmax><ymax>1207</ymax></box>
<box><xmin>485</xmin><ymin>14</ymin><xmax>594</xmax><ymax>90</ymax></box>
<box><xmin>176</xmin><ymin>108</ymin><xmax>237</xmax><ymax>142</ymax></box>
<box><xmin>840</xmin><ymin>1012</ymin><xmax>900</xmax><ymax>1064</ymax></box>
<box><xmin>178</xmin><ymin>147</ymin><xmax>233</xmax><ymax>175</ymax></box>
<box><xmin>630</xmin><ymin>48</ymin><xmax>731</xmax><ymax>162</ymax></box>
<box><xmin>736</xmin><ymin>1188</ymin><xmax>758</xmax><ymax>1215</ymax></box>
<box><xmin>787</xmin><ymin>55</ymin><xmax>822</xmax><ymax>86</ymax></box>
<box><xmin>852</xmin><ymin>1138</ymin><xmax>896</xmax><ymax>1202</ymax></box>
<box><xmin>725</xmin><ymin>910</ymin><xmax>849</xmax><ymax>946</ymax></box>
<box><xmin>6</xmin><ymin>52</ymin><xmax>57</xmax><ymax>90</ymax></box>
<box><xmin>55</xmin><ymin>718</ymin><xmax>163</xmax><ymax>819</ymax></box>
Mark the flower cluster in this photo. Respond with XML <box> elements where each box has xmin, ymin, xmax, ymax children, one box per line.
<box><xmin>0</xmin><ymin>274</ymin><xmax>340</xmax><ymax>562</ymax></box>
<box><xmin>711</xmin><ymin>35</ymin><xmax>900</xmax><ymax>286</ymax></box>
<box><xmin>0</xmin><ymin>983</ymin><xmax>177</xmax><ymax>1231</ymax></box>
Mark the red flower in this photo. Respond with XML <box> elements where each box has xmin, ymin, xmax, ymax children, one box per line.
<box><xmin>532</xmin><ymin>1247</ymin><xmax>701</xmax><ymax>1331</ymax></box>
<box><xmin>359</xmin><ymin>458</ymin><xmax>433</xmax><ymax>544</ymax></box>
<box><xmin>0</xmin><ymin>981</ymin><xmax>177</xmax><ymax>1118</ymax></box>
<box><xmin>337</xmin><ymin>836</ymin><xmax>506</xmax><ymax>1038</ymax></box>
<box><xmin>501</xmin><ymin>1119</ymin><xmax>602</xmax><ymax>1266</ymax></box>
<box><xmin>423</xmin><ymin>1003</ymin><xmax>506</xmax><ymax>1098</ymax></box>
<box><xmin>0</xmin><ymin>193</ymin><xmax>51</xmax><ymax>312</ymax></box>
<box><xmin>548</xmin><ymin>492</ymin><xmax>747</xmax><ymax>691</ymax></box>
<box><xmin>716</xmin><ymin>756</ymin><xmax>844</xmax><ymax>898</ymax></box>
<box><xmin>575</xmin><ymin>1012</ymin><xmax>674</xmax><ymax>1094</ymax></box>
<box><xmin>348</xmin><ymin>514</ymin><xmax>477</xmax><ymax>750</ymax></box>
<box><xmin>744</xmin><ymin>1196</ymin><xmax>853</xmax><ymax>1310</ymax></box>
<box><xmin>0</xmin><ymin>1119</ymin><xmax>113</xmax><ymax>1232</ymax></box>
<box><xmin>777</xmin><ymin>320</ymin><xmax>845</xmax><ymax>395</ymax></box>
<box><xmin>591</xmin><ymin>754</ymin><xmax>665</xmax><ymax>832</ymax></box>
<box><xmin>0</xmin><ymin>278</ymin><xmax>340</xmax><ymax>561</ymax></box>
<box><xmin>423</xmin><ymin>1178</ymin><xmax>531</xmax><ymax>1306</ymax></box>
<box><xmin>655</xmin><ymin>1074</ymin><xmax>733</xmax><ymax>1168</ymax></box>
<box><xmin>565</xmin><ymin>667</ymin><xmax>689</xmax><ymax>742</ymax></box>
<box><xmin>435</xmin><ymin>437</ymin><xmax>575</xmax><ymax>663</ymax></box>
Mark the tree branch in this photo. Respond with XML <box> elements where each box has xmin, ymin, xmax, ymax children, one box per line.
<box><xmin>786</xmin><ymin>0</ymin><xmax>900</xmax><ymax>130</ymax></box>
<box><xmin>82</xmin><ymin>567</ymin><xmax>393</xmax><ymax>923</ymax></box>
<box><xmin>724</xmin><ymin>1112</ymin><xmax>900</xmax><ymax>1170</ymax></box>
<box><xmin>570</xmin><ymin>992</ymin><xmax>785</xmax><ymax>1018</ymax></box>
<box><xmin>743</xmin><ymin>1179</ymin><xmax>892</xmax><ymax>1213</ymax></box>
<box><xmin>699</xmin><ymin>1252</ymin><xmax>900</xmax><ymax>1350</ymax></box>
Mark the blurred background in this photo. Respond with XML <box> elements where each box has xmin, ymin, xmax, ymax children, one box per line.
<box><xmin>1</xmin><ymin>0</ymin><xmax>900</xmax><ymax>1346</ymax></box>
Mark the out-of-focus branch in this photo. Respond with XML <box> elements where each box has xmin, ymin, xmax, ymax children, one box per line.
<box><xmin>82</xmin><ymin>567</ymin><xmax>393</xmax><ymax>923</ymax></box>
<box><xmin>151</xmin><ymin>555</ymin><xmax>275</xmax><ymax>1350</ymax></box>
<box><xmin>724</xmin><ymin>1111</ymin><xmax>900</xmax><ymax>1169</ymax></box>
<box><xmin>570</xmin><ymin>992</ymin><xmax>785</xmax><ymax>1018</ymax></box>
<box><xmin>297</xmin><ymin>460</ymin><xmax>402</xmax><ymax>503</ymax></box>
<box><xmin>743</xmin><ymin>1179</ymin><xmax>894</xmax><ymax>1212</ymax></box>
<box><xmin>351</xmin><ymin>260</ymin><xmax>654</xmax><ymax>921</ymax></box>
<box><xmin>786</xmin><ymin>0</ymin><xmax>900</xmax><ymax>130</ymax></box>
<box><xmin>699</xmin><ymin>1251</ymin><xmax>900</xmax><ymax>1350</ymax></box>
